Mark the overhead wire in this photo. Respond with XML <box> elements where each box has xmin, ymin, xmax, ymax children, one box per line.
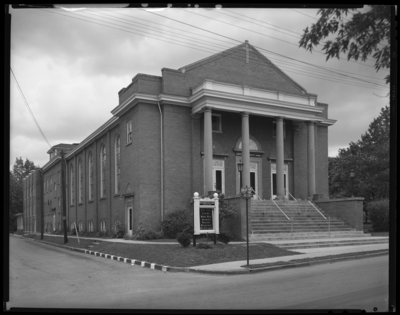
<box><xmin>84</xmin><ymin>9</ymin><xmax>388</xmax><ymax>88</ymax></box>
<box><xmin>10</xmin><ymin>67</ymin><xmax>52</xmax><ymax>148</ymax></box>
<box><xmin>40</xmin><ymin>8</ymin><xmax>388</xmax><ymax>91</ymax></box>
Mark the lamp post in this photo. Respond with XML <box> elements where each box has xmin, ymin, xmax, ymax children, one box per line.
<box><xmin>350</xmin><ymin>169</ymin><xmax>355</xmax><ymax>197</ymax></box>
<box><xmin>237</xmin><ymin>161</ymin><xmax>243</xmax><ymax>190</ymax></box>
<box><xmin>241</xmin><ymin>185</ymin><xmax>252</xmax><ymax>267</ymax></box>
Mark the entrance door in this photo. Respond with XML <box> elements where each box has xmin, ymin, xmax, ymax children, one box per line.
<box><xmin>271</xmin><ymin>163</ymin><xmax>289</xmax><ymax>199</ymax></box>
<box><xmin>212</xmin><ymin>159</ymin><xmax>225</xmax><ymax>194</ymax></box>
<box><xmin>126</xmin><ymin>206</ymin><xmax>133</xmax><ymax>236</ymax></box>
<box><xmin>250</xmin><ymin>162</ymin><xmax>258</xmax><ymax>200</ymax></box>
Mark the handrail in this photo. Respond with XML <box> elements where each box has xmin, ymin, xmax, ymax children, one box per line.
<box><xmin>308</xmin><ymin>201</ymin><xmax>327</xmax><ymax>219</ymax></box>
<box><xmin>287</xmin><ymin>191</ymin><xmax>297</xmax><ymax>201</ymax></box>
<box><xmin>271</xmin><ymin>199</ymin><xmax>290</xmax><ymax>220</ymax></box>
<box><xmin>250</xmin><ymin>188</ymin><xmax>263</xmax><ymax>201</ymax></box>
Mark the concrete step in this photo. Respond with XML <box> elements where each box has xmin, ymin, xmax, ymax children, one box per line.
<box><xmin>252</xmin><ymin>229</ymin><xmax>354</xmax><ymax>235</ymax></box>
<box><xmin>250</xmin><ymin>231</ymin><xmax>369</xmax><ymax>240</ymax></box>
<box><xmin>276</xmin><ymin>238</ymin><xmax>389</xmax><ymax>249</ymax></box>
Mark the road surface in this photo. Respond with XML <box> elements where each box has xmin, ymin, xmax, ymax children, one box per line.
<box><xmin>7</xmin><ymin>236</ymin><xmax>389</xmax><ymax>311</ymax></box>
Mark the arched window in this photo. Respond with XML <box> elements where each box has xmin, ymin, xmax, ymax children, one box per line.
<box><xmin>100</xmin><ymin>220</ymin><xmax>106</xmax><ymax>232</ymax></box>
<box><xmin>237</xmin><ymin>138</ymin><xmax>259</xmax><ymax>151</ymax></box>
<box><xmin>70</xmin><ymin>164</ymin><xmax>74</xmax><ymax>205</ymax></box>
<box><xmin>100</xmin><ymin>145</ymin><xmax>106</xmax><ymax>198</ymax></box>
<box><xmin>78</xmin><ymin>221</ymin><xmax>83</xmax><ymax>232</ymax></box>
<box><xmin>78</xmin><ymin>159</ymin><xmax>83</xmax><ymax>203</ymax></box>
<box><xmin>88</xmin><ymin>152</ymin><xmax>93</xmax><ymax>201</ymax></box>
<box><xmin>115</xmin><ymin>135</ymin><xmax>121</xmax><ymax>194</ymax></box>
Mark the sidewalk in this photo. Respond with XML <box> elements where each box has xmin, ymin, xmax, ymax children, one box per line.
<box><xmin>14</xmin><ymin>234</ymin><xmax>389</xmax><ymax>275</ymax></box>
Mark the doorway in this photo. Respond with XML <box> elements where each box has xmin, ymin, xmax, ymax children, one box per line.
<box><xmin>271</xmin><ymin>163</ymin><xmax>289</xmax><ymax>199</ymax></box>
<box><xmin>126</xmin><ymin>206</ymin><xmax>133</xmax><ymax>236</ymax></box>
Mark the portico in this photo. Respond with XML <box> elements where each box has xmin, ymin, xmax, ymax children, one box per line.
<box><xmin>192</xmin><ymin>79</ymin><xmax>335</xmax><ymax>200</ymax></box>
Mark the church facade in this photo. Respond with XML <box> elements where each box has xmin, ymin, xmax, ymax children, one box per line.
<box><xmin>23</xmin><ymin>41</ymin><xmax>336</xmax><ymax>236</ymax></box>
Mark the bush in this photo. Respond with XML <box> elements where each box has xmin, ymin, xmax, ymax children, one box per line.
<box><xmin>134</xmin><ymin>223</ymin><xmax>164</xmax><ymax>240</ymax></box>
<box><xmin>112</xmin><ymin>220</ymin><xmax>125</xmax><ymax>238</ymax></box>
<box><xmin>368</xmin><ymin>199</ymin><xmax>389</xmax><ymax>232</ymax></box>
<box><xmin>161</xmin><ymin>210</ymin><xmax>193</xmax><ymax>239</ymax></box>
<box><xmin>196</xmin><ymin>242</ymin><xmax>211</xmax><ymax>249</ymax></box>
<box><xmin>176</xmin><ymin>231</ymin><xmax>192</xmax><ymax>247</ymax></box>
<box><xmin>51</xmin><ymin>229</ymin><xmax>62</xmax><ymax>235</ymax></box>
<box><xmin>218</xmin><ymin>231</ymin><xmax>233</xmax><ymax>244</ymax></box>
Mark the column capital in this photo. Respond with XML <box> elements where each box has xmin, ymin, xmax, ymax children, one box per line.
<box><xmin>241</xmin><ymin>111</ymin><xmax>251</xmax><ymax>117</ymax></box>
<box><xmin>275</xmin><ymin>116</ymin><xmax>285</xmax><ymax>121</ymax></box>
<box><xmin>203</xmin><ymin>106</ymin><xmax>213</xmax><ymax>113</ymax></box>
<box><xmin>306</xmin><ymin>120</ymin><xmax>320</xmax><ymax>126</ymax></box>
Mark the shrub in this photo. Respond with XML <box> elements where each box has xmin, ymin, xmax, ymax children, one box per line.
<box><xmin>161</xmin><ymin>210</ymin><xmax>193</xmax><ymax>239</ymax></box>
<box><xmin>196</xmin><ymin>242</ymin><xmax>211</xmax><ymax>249</ymax></box>
<box><xmin>112</xmin><ymin>220</ymin><xmax>125</xmax><ymax>238</ymax></box>
<box><xmin>218</xmin><ymin>194</ymin><xmax>238</xmax><ymax>229</ymax></box>
<box><xmin>176</xmin><ymin>231</ymin><xmax>192</xmax><ymax>247</ymax></box>
<box><xmin>368</xmin><ymin>199</ymin><xmax>389</xmax><ymax>232</ymax></box>
<box><xmin>134</xmin><ymin>223</ymin><xmax>164</xmax><ymax>240</ymax></box>
<box><xmin>218</xmin><ymin>231</ymin><xmax>233</xmax><ymax>244</ymax></box>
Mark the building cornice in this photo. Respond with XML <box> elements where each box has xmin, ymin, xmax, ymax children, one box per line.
<box><xmin>42</xmin><ymin>156</ymin><xmax>61</xmax><ymax>172</ymax></box>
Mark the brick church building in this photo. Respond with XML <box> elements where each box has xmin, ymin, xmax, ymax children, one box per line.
<box><xmin>23</xmin><ymin>41</ymin><xmax>338</xmax><ymax>237</ymax></box>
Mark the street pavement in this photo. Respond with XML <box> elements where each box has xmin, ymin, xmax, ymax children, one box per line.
<box><xmin>13</xmin><ymin>234</ymin><xmax>389</xmax><ymax>274</ymax></box>
<box><xmin>7</xmin><ymin>236</ymin><xmax>389</xmax><ymax>311</ymax></box>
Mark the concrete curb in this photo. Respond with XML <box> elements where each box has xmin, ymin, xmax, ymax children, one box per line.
<box><xmin>16</xmin><ymin>235</ymin><xmax>389</xmax><ymax>276</ymax></box>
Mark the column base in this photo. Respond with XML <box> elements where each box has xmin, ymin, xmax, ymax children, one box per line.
<box><xmin>274</xmin><ymin>196</ymin><xmax>287</xmax><ymax>201</ymax></box>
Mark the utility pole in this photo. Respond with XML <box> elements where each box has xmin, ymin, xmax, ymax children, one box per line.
<box><xmin>39</xmin><ymin>169</ymin><xmax>44</xmax><ymax>240</ymax></box>
<box><xmin>60</xmin><ymin>150</ymin><xmax>68</xmax><ymax>244</ymax></box>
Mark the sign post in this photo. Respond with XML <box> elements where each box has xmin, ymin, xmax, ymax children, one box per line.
<box><xmin>193</xmin><ymin>192</ymin><xmax>219</xmax><ymax>246</ymax></box>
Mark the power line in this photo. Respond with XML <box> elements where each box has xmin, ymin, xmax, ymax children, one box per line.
<box><xmin>143</xmin><ymin>9</ymin><xmax>388</xmax><ymax>88</ymax></box>
<box><xmin>186</xmin><ymin>8</ymin><xmax>380</xmax><ymax>69</ymax></box>
<box><xmin>40</xmin><ymin>9</ymin><xmax>388</xmax><ymax>90</ymax></box>
<box><xmin>101</xmin><ymin>8</ymin><xmax>386</xmax><ymax>83</ymax></box>
<box><xmin>10</xmin><ymin>68</ymin><xmax>52</xmax><ymax>148</ymax></box>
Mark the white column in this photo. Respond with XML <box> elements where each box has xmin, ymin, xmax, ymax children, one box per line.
<box><xmin>276</xmin><ymin>117</ymin><xmax>285</xmax><ymax>200</ymax></box>
<box><xmin>307</xmin><ymin>121</ymin><xmax>316</xmax><ymax>198</ymax></box>
<box><xmin>204</xmin><ymin>108</ymin><xmax>213</xmax><ymax>195</ymax></box>
<box><xmin>241</xmin><ymin>112</ymin><xmax>250</xmax><ymax>189</ymax></box>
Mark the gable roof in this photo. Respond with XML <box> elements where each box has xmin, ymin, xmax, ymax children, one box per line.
<box><xmin>178</xmin><ymin>41</ymin><xmax>308</xmax><ymax>95</ymax></box>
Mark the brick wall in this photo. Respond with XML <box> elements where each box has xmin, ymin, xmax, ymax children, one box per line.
<box><xmin>314</xmin><ymin>198</ymin><xmax>364</xmax><ymax>230</ymax></box>
<box><xmin>162</xmin><ymin>104</ymin><xmax>193</xmax><ymax>223</ymax></box>
<box><xmin>162</xmin><ymin>46</ymin><xmax>305</xmax><ymax>97</ymax></box>
<box><xmin>118</xmin><ymin>74</ymin><xmax>162</xmax><ymax>105</ymax></box>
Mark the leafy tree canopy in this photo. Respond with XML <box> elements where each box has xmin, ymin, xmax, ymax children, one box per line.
<box><xmin>299</xmin><ymin>6</ymin><xmax>392</xmax><ymax>84</ymax></box>
<box><xmin>9</xmin><ymin>157</ymin><xmax>37</xmax><ymax>232</ymax></box>
<box><xmin>329</xmin><ymin>106</ymin><xmax>390</xmax><ymax>218</ymax></box>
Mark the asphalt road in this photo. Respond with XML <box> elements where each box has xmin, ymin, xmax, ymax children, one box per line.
<box><xmin>7</xmin><ymin>236</ymin><xmax>389</xmax><ymax>311</ymax></box>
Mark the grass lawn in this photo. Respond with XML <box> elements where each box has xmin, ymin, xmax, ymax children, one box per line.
<box><xmin>28</xmin><ymin>235</ymin><xmax>302</xmax><ymax>267</ymax></box>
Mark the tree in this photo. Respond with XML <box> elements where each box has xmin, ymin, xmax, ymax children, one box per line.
<box><xmin>9</xmin><ymin>157</ymin><xmax>37</xmax><ymax>232</ymax></box>
<box><xmin>328</xmin><ymin>106</ymin><xmax>390</xmax><ymax>222</ymax></box>
<box><xmin>299</xmin><ymin>6</ymin><xmax>392</xmax><ymax>84</ymax></box>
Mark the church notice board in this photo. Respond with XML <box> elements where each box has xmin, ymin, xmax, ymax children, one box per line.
<box><xmin>193</xmin><ymin>192</ymin><xmax>219</xmax><ymax>235</ymax></box>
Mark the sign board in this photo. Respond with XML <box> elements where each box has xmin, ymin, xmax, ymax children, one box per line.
<box><xmin>199</xmin><ymin>208</ymin><xmax>213</xmax><ymax>230</ymax></box>
<box><xmin>193</xmin><ymin>192</ymin><xmax>219</xmax><ymax>235</ymax></box>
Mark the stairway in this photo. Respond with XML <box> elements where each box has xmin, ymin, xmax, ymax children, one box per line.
<box><xmin>250</xmin><ymin>200</ymin><xmax>371</xmax><ymax>241</ymax></box>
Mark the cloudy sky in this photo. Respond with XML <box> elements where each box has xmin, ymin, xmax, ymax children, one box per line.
<box><xmin>9</xmin><ymin>4</ymin><xmax>390</xmax><ymax>169</ymax></box>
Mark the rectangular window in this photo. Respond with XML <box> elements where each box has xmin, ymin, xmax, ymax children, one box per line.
<box><xmin>212</xmin><ymin>114</ymin><xmax>222</xmax><ymax>132</ymax></box>
<box><xmin>127</xmin><ymin>120</ymin><xmax>132</xmax><ymax>144</ymax></box>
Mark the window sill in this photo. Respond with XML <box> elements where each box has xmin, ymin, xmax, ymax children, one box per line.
<box><xmin>126</xmin><ymin>142</ymin><xmax>132</xmax><ymax>147</ymax></box>
<box><xmin>100</xmin><ymin>197</ymin><xmax>107</xmax><ymax>200</ymax></box>
<box><xmin>114</xmin><ymin>194</ymin><xmax>121</xmax><ymax>198</ymax></box>
<box><xmin>88</xmin><ymin>200</ymin><xmax>94</xmax><ymax>203</ymax></box>
<box><xmin>212</xmin><ymin>130</ymin><xmax>223</xmax><ymax>134</ymax></box>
